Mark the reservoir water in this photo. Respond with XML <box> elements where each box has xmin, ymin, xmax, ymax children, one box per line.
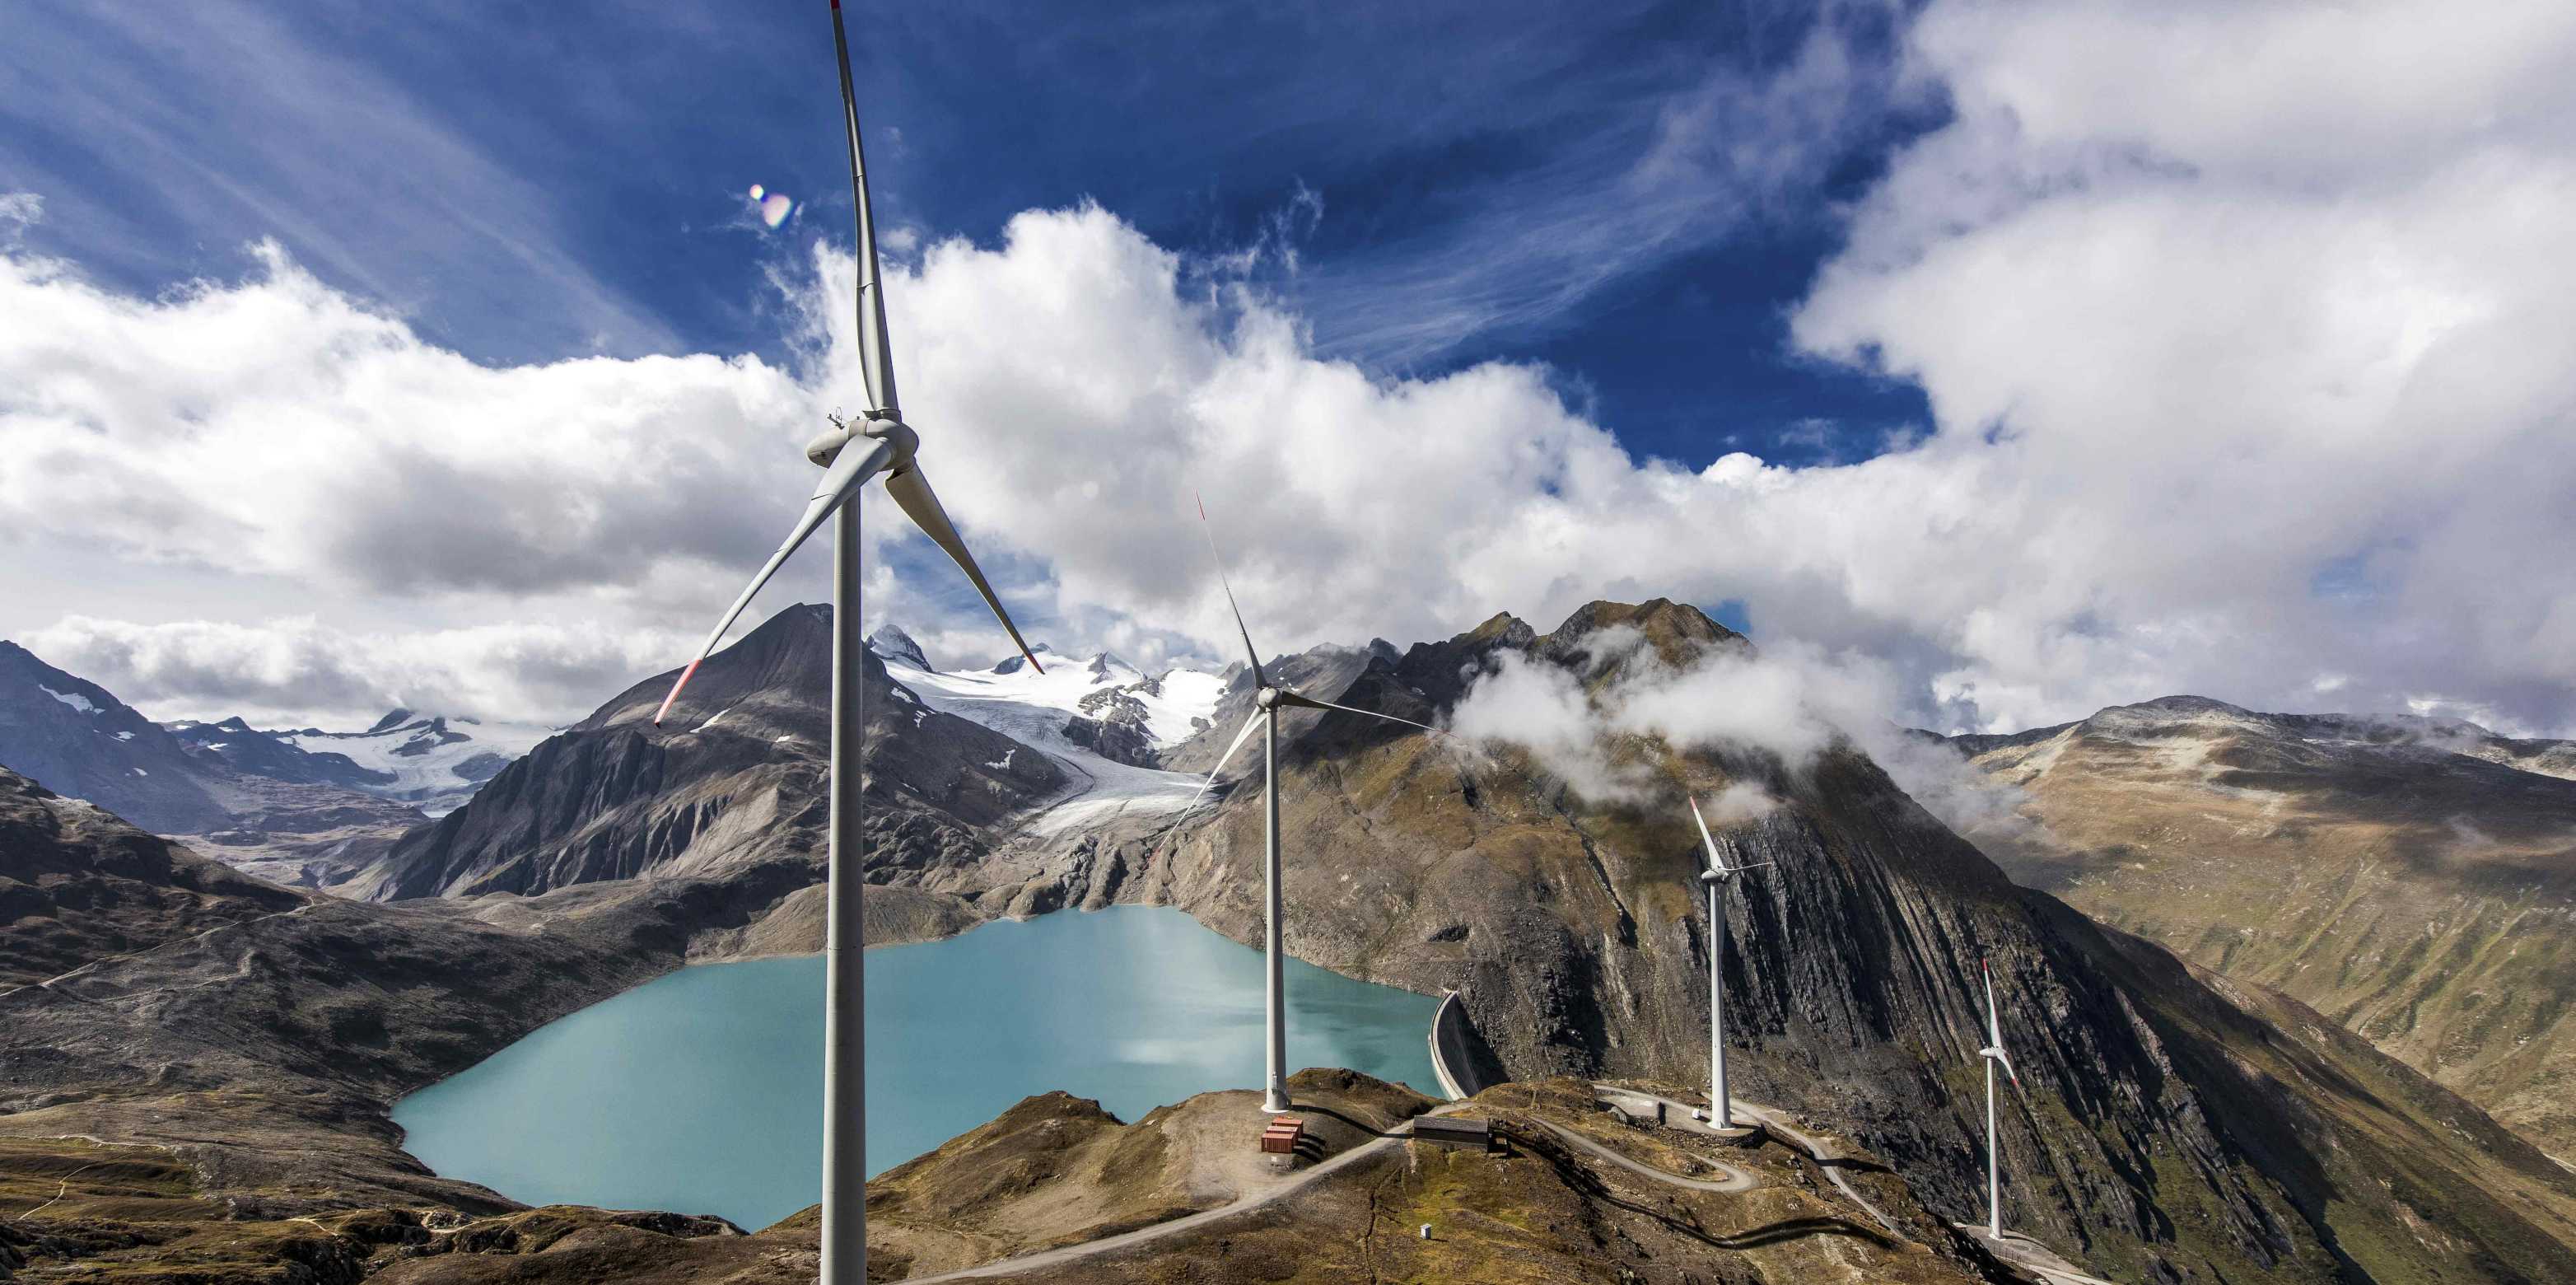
<box><xmin>390</xmin><ymin>904</ymin><xmax>1444</xmax><ymax>1230</ymax></box>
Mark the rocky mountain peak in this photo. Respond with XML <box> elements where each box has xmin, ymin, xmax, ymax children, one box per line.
<box><xmin>989</xmin><ymin>642</ymin><xmax>1054</xmax><ymax>675</ymax></box>
<box><xmin>366</xmin><ymin>708</ymin><xmax>416</xmax><ymax>735</ymax></box>
<box><xmin>866</xmin><ymin>624</ymin><xmax>932</xmax><ymax>671</ymax></box>
<box><xmin>1539</xmin><ymin>597</ymin><xmax>1747</xmax><ymax>670</ymax></box>
<box><xmin>1461</xmin><ymin>611</ymin><xmax>1536</xmax><ymax>648</ymax></box>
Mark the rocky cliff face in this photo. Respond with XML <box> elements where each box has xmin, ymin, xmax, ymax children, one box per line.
<box><xmin>354</xmin><ymin>605</ymin><xmax>1065</xmax><ymax>901</ymax></box>
<box><xmin>1081</xmin><ymin>601</ymin><xmax>2576</xmax><ymax>1283</ymax></box>
<box><xmin>1937</xmin><ymin>694</ymin><xmax>2576</xmax><ymax>1156</ymax></box>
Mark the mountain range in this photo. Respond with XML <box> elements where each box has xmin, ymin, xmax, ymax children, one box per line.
<box><xmin>9</xmin><ymin>603</ymin><xmax>2576</xmax><ymax>1282</ymax></box>
<box><xmin>0</xmin><ymin>641</ymin><xmax>430</xmax><ymax>887</ymax></box>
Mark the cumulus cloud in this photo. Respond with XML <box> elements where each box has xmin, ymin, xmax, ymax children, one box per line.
<box><xmin>1447</xmin><ymin>625</ymin><xmax>1893</xmax><ymax>801</ymax></box>
<box><xmin>11</xmin><ymin>0</ymin><xmax>2576</xmax><ymax>741</ymax></box>
<box><xmin>1781</xmin><ymin>0</ymin><xmax>2576</xmax><ymax>732</ymax></box>
<box><xmin>1443</xmin><ymin>624</ymin><xmax>2040</xmax><ymax>846</ymax></box>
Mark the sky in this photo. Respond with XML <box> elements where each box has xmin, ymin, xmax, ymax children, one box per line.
<box><xmin>3</xmin><ymin>0</ymin><xmax>2574</xmax><ymax>738</ymax></box>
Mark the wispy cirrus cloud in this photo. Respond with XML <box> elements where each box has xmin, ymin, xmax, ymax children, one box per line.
<box><xmin>1287</xmin><ymin>2</ymin><xmax>1920</xmax><ymax>367</ymax></box>
<box><xmin>1</xmin><ymin>0</ymin><xmax>681</xmax><ymax>360</ymax></box>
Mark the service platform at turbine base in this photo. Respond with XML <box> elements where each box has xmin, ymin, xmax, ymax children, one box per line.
<box><xmin>1595</xmin><ymin>1086</ymin><xmax>1764</xmax><ymax>1147</ymax></box>
<box><xmin>1682</xmin><ymin>1113</ymin><xmax>1766</xmax><ymax>1147</ymax></box>
<box><xmin>1952</xmin><ymin>1223</ymin><xmax>2116</xmax><ymax>1285</ymax></box>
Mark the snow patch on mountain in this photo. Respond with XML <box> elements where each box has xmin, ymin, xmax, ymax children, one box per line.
<box><xmin>278</xmin><ymin>712</ymin><xmax>554</xmax><ymax>816</ymax></box>
<box><xmin>867</xmin><ymin>628</ymin><xmax>1230</xmax><ymax>837</ymax></box>
<box><xmin>40</xmin><ymin>685</ymin><xmax>97</xmax><ymax>714</ymax></box>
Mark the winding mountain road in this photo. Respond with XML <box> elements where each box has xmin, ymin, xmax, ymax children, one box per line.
<box><xmin>1594</xmin><ymin>1085</ymin><xmax>1903</xmax><ymax>1237</ymax></box>
<box><xmin>1530</xmin><ymin>1117</ymin><xmax>1757</xmax><ymax>1193</ymax></box>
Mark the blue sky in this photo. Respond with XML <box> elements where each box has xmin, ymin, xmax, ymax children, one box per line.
<box><xmin>2</xmin><ymin>0</ymin><xmax>1930</xmax><ymax>471</ymax></box>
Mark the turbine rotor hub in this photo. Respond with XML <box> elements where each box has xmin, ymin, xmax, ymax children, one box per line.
<box><xmin>861</xmin><ymin>414</ymin><xmax>920</xmax><ymax>470</ymax></box>
<box><xmin>805</xmin><ymin>411</ymin><xmax>918</xmax><ymax>470</ymax></box>
<box><xmin>1255</xmin><ymin>685</ymin><xmax>1281</xmax><ymax>710</ymax></box>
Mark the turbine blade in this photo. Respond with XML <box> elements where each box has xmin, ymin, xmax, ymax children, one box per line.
<box><xmin>1195</xmin><ymin>492</ymin><xmax>1265</xmax><ymax>685</ymax></box>
<box><xmin>1997</xmin><ymin>1049</ymin><xmax>2020</xmax><ymax>1089</ymax></box>
<box><xmin>828</xmin><ymin>0</ymin><xmax>897</xmax><ymax>414</ymax></box>
<box><xmin>1688</xmin><ymin>796</ymin><xmax>1728</xmax><ymax>870</ymax></box>
<box><xmin>884</xmin><ymin>463</ymin><xmax>1043</xmax><ymax>674</ymax></box>
<box><xmin>1271</xmin><ymin>689</ymin><xmax>1440</xmax><ymax>734</ymax></box>
<box><xmin>1984</xmin><ymin>958</ymin><xmax>2005</xmax><ymax>1049</ymax></box>
<box><xmin>1184</xmin><ymin>710</ymin><xmax>1267</xmax><ymax>812</ymax></box>
<box><xmin>1147</xmin><ymin>710</ymin><xmax>1267</xmax><ymax>862</ymax></box>
<box><xmin>653</xmin><ymin>438</ymin><xmax>895</xmax><ymax>724</ymax></box>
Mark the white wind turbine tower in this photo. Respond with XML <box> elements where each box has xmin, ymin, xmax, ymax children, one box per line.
<box><xmin>1688</xmin><ymin>795</ymin><xmax>1772</xmax><ymax>1129</ymax></box>
<box><xmin>650</xmin><ymin>3</ymin><xmax>1043</xmax><ymax>1281</ymax></box>
<box><xmin>1976</xmin><ymin>957</ymin><xmax>2022</xmax><ymax>1239</ymax></box>
<box><xmin>1166</xmin><ymin>497</ymin><xmax>1439</xmax><ymax>1114</ymax></box>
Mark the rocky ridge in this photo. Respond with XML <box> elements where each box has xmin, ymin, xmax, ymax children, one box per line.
<box><xmin>349</xmin><ymin>605</ymin><xmax>1066</xmax><ymax>902</ymax></box>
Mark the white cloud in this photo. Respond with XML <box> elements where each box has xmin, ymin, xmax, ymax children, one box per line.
<box><xmin>1776</xmin><ymin>0</ymin><xmax>2576</xmax><ymax>733</ymax></box>
<box><xmin>24</xmin><ymin>614</ymin><xmax>684</xmax><ymax>730</ymax></box>
<box><xmin>11</xmin><ymin>0</ymin><xmax>2576</xmax><ymax>742</ymax></box>
<box><xmin>1445</xmin><ymin>622</ymin><xmax>1940</xmax><ymax>803</ymax></box>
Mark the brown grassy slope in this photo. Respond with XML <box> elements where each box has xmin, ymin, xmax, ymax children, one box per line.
<box><xmin>338</xmin><ymin>1072</ymin><xmax>1995</xmax><ymax>1284</ymax></box>
<box><xmin>1949</xmin><ymin>696</ymin><xmax>2576</xmax><ymax>1154</ymax></box>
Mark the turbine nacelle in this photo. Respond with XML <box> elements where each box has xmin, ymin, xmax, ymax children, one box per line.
<box><xmin>1255</xmin><ymin>685</ymin><xmax>1282</xmax><ymax>710</ymax></box>
<box><xmin>807</xmin><ymin>412</ymin><xmax>920</xmax><ymax>470</ymax></box>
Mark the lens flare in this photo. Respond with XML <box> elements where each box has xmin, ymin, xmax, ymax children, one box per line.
<box><xmin>748</xmin><ymin>183</ymin><xmax>766</xmax><ymax>201</ymax></box>
<box><xmin>759</xmin><ymin>193</ymin><xmax>794</xmax><ymax>228</ymax></box>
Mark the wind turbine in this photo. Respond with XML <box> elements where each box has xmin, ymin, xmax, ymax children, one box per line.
<box><xmin>1976</xmin><ymin>958</ymin><xmax>2021</xmax><ymax>1239</ymax></box>
<box><xmin>1688</xmin><ymin>795</ymin><xmax>1771</xmax><ymax>1130</ymax></box>
<box><xmin>650</xmin><ymin>3</ymin><xmax>1043</xmax><ymax>1281</ymax></box>
<box><xmin>1164</xmin><ymin>496</ymin><xmax>1438</xmax><ymax>1114</ymax></box>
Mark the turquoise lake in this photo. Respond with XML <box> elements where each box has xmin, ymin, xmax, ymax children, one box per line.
<box><xmin>390</xmin><ymin>904</ymin><xmax>1444</xmax><ymax>1230</ymax></box>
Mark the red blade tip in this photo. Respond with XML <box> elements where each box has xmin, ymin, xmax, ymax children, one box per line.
<box><xmin>652</xmin><ymin>658</ymin><xmax>702</xmax><ymax>727</ymax></box>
